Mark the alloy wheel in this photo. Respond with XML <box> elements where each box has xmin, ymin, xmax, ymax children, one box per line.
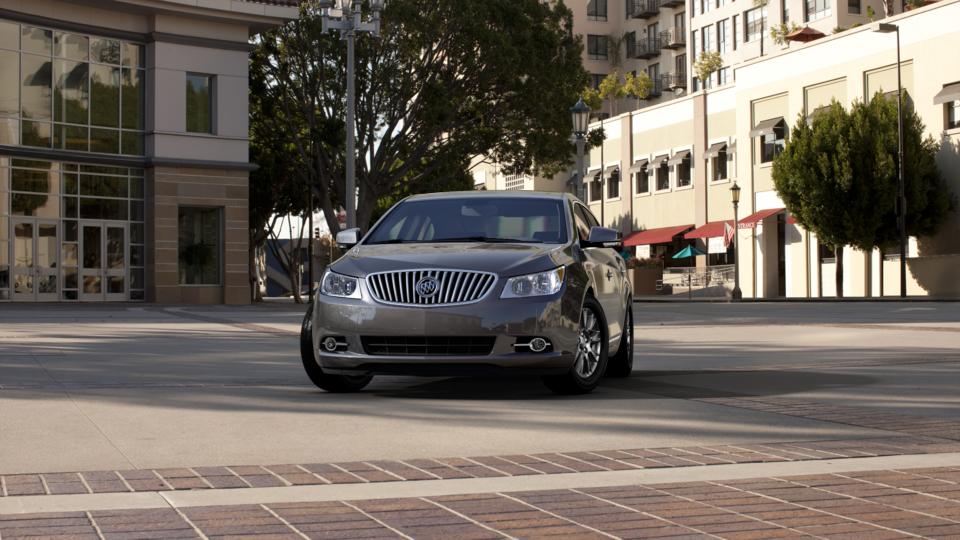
<box><xmin>574</xmin><ymin>307</ymin><xmax>602</xmax><ymax>378</ymax></box>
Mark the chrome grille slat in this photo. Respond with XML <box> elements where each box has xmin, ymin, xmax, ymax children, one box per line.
<box><xmin>365</xmin><ymin>269</ymin><xmax>496</xmax><ymax>307</ymax></box>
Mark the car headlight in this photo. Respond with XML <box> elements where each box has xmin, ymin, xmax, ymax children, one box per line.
<box><xmin>320</xmin><ymin>271</ymin><xmax>362</xmax><ymax>299</ymax></box>
<box><xmin>501</xmin><ymin>267</ymin><xmax>565</xmax><ymax>298</ymax></box>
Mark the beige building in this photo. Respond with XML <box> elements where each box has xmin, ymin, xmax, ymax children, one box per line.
<box><xmin>585</xmin><ymin>0</ymin><xmax>960</xmax><ymax>298</ymax></box>
<box><xmin>688</xmin><ymin>0</ymin><xmax>903</xmax><ymax>91</ymax></box>
<box><xmin>0</xmin><ymin>0</ymin><xmax>297</xmax><ymax>304</ymax></box>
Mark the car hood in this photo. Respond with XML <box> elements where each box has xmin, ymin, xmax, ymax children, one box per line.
<box><xmin>332</xmin><ymin>243</ymin><xmax>571</xmax><ymax>278</ymax></box>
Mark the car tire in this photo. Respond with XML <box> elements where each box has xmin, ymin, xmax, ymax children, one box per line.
<box><xmin>605</xmin><ymin>303</ymin><xmax>633</xmax><ymax>378</ymax></box>
<box><xmin>542</xmin><ymin>295</ymin><xmax>608</xmax><ymax>395</ymax></box>
<box><xmin>300</xmin><ymin>306</ymin><xmax>373</xmax><ymax>393</ymax></box>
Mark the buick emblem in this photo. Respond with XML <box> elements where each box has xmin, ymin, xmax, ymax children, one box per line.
<box><xmin>415</xmin><ymin>276</ymin><xmax>440</xmax><ymax>298</ymax></box>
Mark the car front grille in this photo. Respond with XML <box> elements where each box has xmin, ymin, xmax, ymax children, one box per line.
<box><xmin>361</xmin><ymin>336</ymin><xmax>497</xmax><ymax>356</ymax></box>
<box><xmin>366</xmin><ymin>269</ymin><xmax>497</xmax><ymax>306</ymax></box>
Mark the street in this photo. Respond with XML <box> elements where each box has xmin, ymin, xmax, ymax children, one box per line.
<box><xmin>2</xmin><ymin>302</ymin><xmax>960</xmax><ymax>538</ymax></box>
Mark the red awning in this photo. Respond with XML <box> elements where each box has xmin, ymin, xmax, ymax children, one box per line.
<box><xmin>624</xmin><ymin>224</ymin><xmax>694</xmax><ymax>247</ymax></box>
<box><xmin>685</xmin><ymin>220</ymin><xmax>734</xmax><ymax>239</ymax></box>
<box><xmin>738</xmin><ymin>208</ymin><xmax>785</xmax><ymax>229</ymax></box>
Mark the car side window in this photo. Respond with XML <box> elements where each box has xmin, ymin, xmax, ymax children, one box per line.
<box><xmin>581</xmin><ymin>205</ymin><xmax>601</xmax><ymax>230</ymax></box>
<box><xmin>572</xmin><ymin>204</ymin><xmax>592</xmax><ymax>242</ymax></box>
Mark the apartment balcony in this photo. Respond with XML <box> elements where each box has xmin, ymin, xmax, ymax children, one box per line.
<box><xmin>659</xmin><ymin>28</ymin><xmax>686</xmax><ymax>49</ymax></box>
<box><xmin>659</xmin><ymin>0</ymin><xmax>685</xmax><ymax>7</ymax></box>
<box><xmin>646</xmin><ymin>78</ymin><xmax>663</xmax><ymax>98</ymax></box>
<box><xmin>632</xmin><ymin>38</ymin><xmax>661</xmax><ymax>59</ymax></box>
<box><xmin>628</xmin><ymin>0</ymin><xmax>660</xmax><ymax>19</ymax></box>
<box><xmin>661</xmin><ymin>72</ymin><xmax>687</xmax><ymax>91</ymax></box>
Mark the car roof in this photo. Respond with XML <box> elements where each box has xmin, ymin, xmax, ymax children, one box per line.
<box><xmin>404</xmin><ymin>191</ymin><xmax>573</xmax><ymax>202</ymax></box>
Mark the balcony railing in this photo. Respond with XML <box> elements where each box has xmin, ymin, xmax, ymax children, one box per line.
<box><xmin>628</xmin><ymin>0</ymin><xmax>660</xmax><ymax>19</ymax></box>
<box><xmin>632</xmin><ymin>37</ymin><xmax>661</xmax><ymax>59</ymax></box>
<box><xmin>659</xmin><ymin>27</ymin><xmax>686</xmax><ymax>49</ymax></box>
<box><xmin>646</xmin><ymin>78</ymin><xmax>663</xmax><ymax>98</ymax></box>
<box><xmin>659</xmin><ymin>0</ymin><xmax>685</xmax><ymax>7</ymax></box>
<box><xmin>661</xmin><ymin>72</ymin><xmax>687</xmax><ymax>90</ymax></box>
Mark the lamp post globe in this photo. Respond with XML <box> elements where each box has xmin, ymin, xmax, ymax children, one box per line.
<box><xmin>570</xmin><ymin>98</ymin><xmax>590</xmax><ymax>202</ymax></box>
<box><xmin>730</xmin><ymin>181</ymin><xmax>743</xmax><ymax>301</ymax></box>
<box><xmin>570</xmin><ymin>97</ymin><xmax>590</xmax><ymax>136</ymax></box>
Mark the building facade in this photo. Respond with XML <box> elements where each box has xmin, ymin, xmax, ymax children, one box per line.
<box><xmin>0</xmin><ymin>0</ymin><xmax>297</xmax><ymax>304</ymax></box>
<box><xmin>585</xmin><ymin>0</ymin><xmax>960</xmax><ymax>298</ymax></box>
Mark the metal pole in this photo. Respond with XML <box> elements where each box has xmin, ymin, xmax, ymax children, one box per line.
<box><xmin>307</xmin><ymin>187</ymin><xmax>314</xmax><ymax>298</ymax></box>
<box><xmin>895</xmin><ymin>27</ymin><xmax>906</xmax><ymax>298</ymax></box>
<box><xmin>575</xmin><ymin>137</ymin><xmax>586</xmax><ymax>201</ymax></box>
<box><xmin>344</xmin><ymin>7</ymin><xmax>358</xmax><ymax>230</ymax></box>
<box><xmin>732</xmin><ymin>203</ymin><xmax>742</xmax><ymax>301</ymax></box>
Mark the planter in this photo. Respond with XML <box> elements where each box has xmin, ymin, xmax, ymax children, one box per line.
<box><xmin>629</xmin><ymin>267</ymin><xmax>663</xmax><ymax>296</ymax></box>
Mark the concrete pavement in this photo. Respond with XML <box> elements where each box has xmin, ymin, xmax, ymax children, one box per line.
<box><xmin>2</xmin><ymin>301</ymin><xmax>960</xmax><ymax>537</ymax></box>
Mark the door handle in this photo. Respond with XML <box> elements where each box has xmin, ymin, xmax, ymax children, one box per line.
<box><xmin>606</xmin><ymin>270</ymin><xmax>614</xmax><ymax>280</ymax></box>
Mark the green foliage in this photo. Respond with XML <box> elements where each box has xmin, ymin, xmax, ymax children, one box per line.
<box><xmin>770</xmin><ymin>22</ymin><xmax>801</xmax><ymax>45</ymax></box>
<box><xmin>582</xmin><ymin>87</ymin><xmax>603</xmax><ymax>111</ymax></box>
<box><xmin>866</xmin><ymin>5</ymin><xmax>876</xmax><ymax>20</ymax></box>
<box><xmin>250</xmin><ymin>0</ymin><xmax>587</xmax><ymax>234</ymax></box>
<box><xmin>598</xmin><ymin>71</ymin><xmax>628</xmax><ymax>102</ymax></box>
<box><xmin>624</xmin><ymin>71</ymin><xmax>653</xmax><ymax>100</ymax></box>
<box><xmin>772</xmin><ymin>95</ymin><xmax>955</xmax><ymax>295</ymax></box>
<box><xmin>693</xmin><ymin>51</ymin><xmax>723</xmax><ymax>87</ymax></box>
<box><xmin>586</xmin><ymin>127</ymin><xmax>606</xmax><ymax>149</ymax></box>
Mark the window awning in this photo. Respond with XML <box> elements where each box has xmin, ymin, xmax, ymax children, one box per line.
<box><xmin>933</xmin><ymin>82</ymin><xmax>960</xmax><ymax>105</ymax></box>
<box><xmin>738</xmin><ymin>208</ymin><xmax>784</xmax><ymax>229</ymax></box>
<box><xmin>604</xmin><ymin>165</ymin><xmax>620</xmax><ymax>178</ymax></box>
<box><xmin>624</xmin><ymin>224</ymin><xmax>694</xmax><ymax>247</ymax></box>
<box><xmin>685</xmin><ymin>220</ymin><xmax>734</xmax><ymax>239</ymax></box>
<box><xmin>704</xmin><ymin>142</ymin><xmax>727</xmax><ymax>159</ymax></box>
<box><xmin>750</xmin><ymin>117</ymin><xmax>785</xmax><ymax>137</ymax></box>
<box><xmin>650</xmin><ymin>155</ymin><xmax>668</xmax><ymax>167</ymax></box>
<box><xmin>629</xmin><ymin>159</ymin><xmax>649</xmax><ymax>172</ymax></box>
<box><xmin>667</xmin><ymin>149</ymin><xmax>690</xmax><ymax>165</ymax></box>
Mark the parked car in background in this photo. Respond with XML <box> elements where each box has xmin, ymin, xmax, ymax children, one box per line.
<box><xmin>300</xmin><ymin>192</ymin><xmax>634</xmax><ymax>394</ymax></box>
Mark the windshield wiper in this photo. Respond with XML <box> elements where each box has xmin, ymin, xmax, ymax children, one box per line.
<box><xmin>433</xmin><ymin>236</ymin><xmax>535</xmax><ymax>244</ymax></box>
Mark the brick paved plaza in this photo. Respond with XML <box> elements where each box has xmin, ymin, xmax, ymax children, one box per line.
<box><xmin>1</xmin><ymin>302</ymin><xmax>959</xmax><ymax>538</ymax></box>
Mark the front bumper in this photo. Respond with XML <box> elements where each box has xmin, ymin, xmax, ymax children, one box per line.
<box><xmin>311</xmin><ymin>286</ymin><xmax>580</xmax><ymax>376</ymax></box>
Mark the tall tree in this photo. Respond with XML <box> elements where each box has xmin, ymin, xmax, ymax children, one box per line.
<box><xmin>250</xmin><ymin>0</ymin><xmax>587</xmax><ymax>235</ymax></box>
<box><xmin>773</xmin><ymin>95</ymin><xmax>953</xmax><ymax>297</ymax></box>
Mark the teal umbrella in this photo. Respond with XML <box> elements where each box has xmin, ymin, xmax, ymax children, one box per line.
<box><xmin>671</xmin><ymin>245</ymin><xmax>705</xmax><ymax>259</ymax></box>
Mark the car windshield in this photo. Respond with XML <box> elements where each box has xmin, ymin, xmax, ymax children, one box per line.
<box><xmin>365</xmin><ymin>197</ymin><xmax>568</xmax><ymax>245</ymax></box>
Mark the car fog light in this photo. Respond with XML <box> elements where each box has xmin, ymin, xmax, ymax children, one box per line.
<box><xmin>529</xmin><ymin>337</ymin><xmax>549</xmax><ymax>353</ymax></box>
<box><xmin>323</xmin><ymin>337</ymin><xmax>340</xmax><ymax>352</ymax></box>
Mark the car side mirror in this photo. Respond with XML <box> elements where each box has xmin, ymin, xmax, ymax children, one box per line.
<box><xmin>584</xmin><ymin>226</ymin><xmax>622</xmax><ymax>249</ymax></box>
<box><xmin>336</xmin><ymin>228</ymin><xmax>361</xmax><ymax>250</ymax></box>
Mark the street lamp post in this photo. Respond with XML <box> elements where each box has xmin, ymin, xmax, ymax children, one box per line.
<box><xmin>318</xmin><ymin>0</ymin><xmax>386</xmax><ymax>230</ymax></box>
<box><xmin>730</xmin><ymin>181</ymin><xmax>742</xmax><ymax>301</ymax></box>
<box><xmin>874</xmin><ymin>22</ymin><xmax>907</xmax><ymax>298</ymax></box>
<box><xmin>570</xmin><ymin>98</ymin><xmax>591</xmax><ymax>202</ymax></box>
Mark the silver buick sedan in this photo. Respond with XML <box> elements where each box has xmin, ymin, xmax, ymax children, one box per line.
<box><xmin>300</xmin><ymin>192</ymin><xmax>634</xmax><ymax>394</ymax></box>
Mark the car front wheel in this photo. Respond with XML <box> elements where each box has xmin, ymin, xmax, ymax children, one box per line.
<box><xmin>542</xmin><ymin>295</ymin><xmax>608</xmax><ymax>395</ymax></box>
<box><xmin>300</xmin><ymin>306</ymin><xmax>372</xmax><ymax>393</ymax></box>
<box><xmin>605</xmin><ymin>303</ymin><xmax>633</xmax><ymax>378</ymax></box>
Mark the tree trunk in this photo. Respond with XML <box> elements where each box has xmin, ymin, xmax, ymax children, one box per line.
<box><xmin>834</xmin><ymin>245</ymin><xmax>844</xmax><ymax>298</ymax></box>
<box><xmin>289</xmin><ymin>257</ymin><xmax>303</xmax><ymax>304</ymax></box>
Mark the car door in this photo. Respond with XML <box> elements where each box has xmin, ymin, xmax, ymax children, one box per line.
<box><xmin>573</xmin><ymin>204</ymin><xmax>626</xmax><ymax>342</ymax></box>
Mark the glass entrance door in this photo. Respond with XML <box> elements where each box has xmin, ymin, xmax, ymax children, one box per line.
<box><xmin>12</xmin><ymin>219</ymin><xmax>59</xmax><ymax>302</ymax></box>
<box><xmin>80</xmin><ymin>222</ymin><xmax>127</xmax><ymax>301</ymax></box>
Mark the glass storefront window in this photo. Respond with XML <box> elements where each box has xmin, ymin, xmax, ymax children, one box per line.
<box><xmin>0</xmin><ymin>50</ymin><xmax>18</xmax><ymax>117</ymax></box>
<box><xmin>179</xmin><ymin>207</ymin><xmax>221</xmax><ymax>285</ymax></box>
<box><xmin>21</xmin><ymin>53</ymin><xmax>53</xmax><ymax>121</ymax></box>
<box><xmin>0</xmin><ymin>18</ymin><xmax>145</xmax><ymax>155</ymax></box>
<box><xmin>55</xmin><ymin>32</ymin><xmax>89</xmax><ymax>61</ymax></box>
<box><xmin>0</xmin><ymin>161</ymin><xmax>145</xmax><ymax>301</ymax></box>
